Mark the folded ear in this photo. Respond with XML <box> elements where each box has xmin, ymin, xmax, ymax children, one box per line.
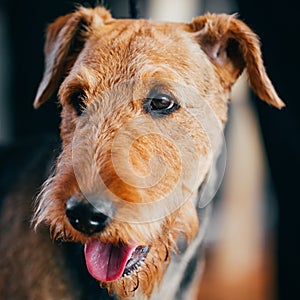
<box><xmin>189</xmin><ymin>13</ymin><xmax>285</xmax><ymax>108</ymax></box>
<box><xmin>34</xmin><ymin>7</ymin><xmax>112</xmax><ymax>108</ymax></box>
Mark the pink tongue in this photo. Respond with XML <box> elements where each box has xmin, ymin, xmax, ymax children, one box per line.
<box><xmin>84</xmin><ymin>241</ymin><xmax>136</xmax><ymax>282</ymax></box>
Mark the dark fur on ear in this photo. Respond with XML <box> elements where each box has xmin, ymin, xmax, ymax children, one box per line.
<box><xmin>34</xmin><ymin>7</ymin><xmax>112</xmax><ymax>108</ymax></box>
<box><xmin>190</xmin><ymin>13</ymin><xmax>285</xmax><ymax>108</ymax></box>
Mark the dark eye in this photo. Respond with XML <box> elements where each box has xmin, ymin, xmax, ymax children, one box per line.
<box><xmin>70</xmin><ymin>91</ymin><xmax>86</xmax><ymax>116</ymax></box>
<box><xmin>143</xmin><ymin>92</ymin><xmax>179</xmax><ymax>117</ymax></box>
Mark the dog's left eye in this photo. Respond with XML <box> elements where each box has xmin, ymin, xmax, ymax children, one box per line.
<box><xmin>144</xmin><ymin>93</ymin><xmax>179</xmax><ymax>117</ymax></box>
<box><xmin>70</xmin><ymin>91</ymin><xmax>86</xmax><ymax>116</ymax></box>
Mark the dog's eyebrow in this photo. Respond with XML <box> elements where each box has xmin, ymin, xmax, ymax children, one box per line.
<box><xmin>59</xmin><ymin>82</ymin><xmax>87</xmax><ymax>105</ymax></box>
<box><xmin>58</xmin><ymin>66</ymin><xmax>101</xmax><ymax>104</ymax></box>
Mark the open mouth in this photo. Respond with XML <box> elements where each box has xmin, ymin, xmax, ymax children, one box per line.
<box><xmin>84</xmin><ymin>240</ymin><xmax>150</xmax><ymax>282</ymax></box>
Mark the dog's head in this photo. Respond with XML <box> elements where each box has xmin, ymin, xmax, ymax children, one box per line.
<box><xmin>33</xmin><ymin>7</ymin><xmax>283</xmax><ymax>298</ymax></box>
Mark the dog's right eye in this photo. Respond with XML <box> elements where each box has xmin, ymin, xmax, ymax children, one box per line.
<box><xmin>70</xmin><ymin>92</ymin><xmax>86</xmax><ymax>116</ymax></box>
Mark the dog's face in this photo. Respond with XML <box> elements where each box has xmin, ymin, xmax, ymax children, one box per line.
<box><xmin>33</xmin><ymin>7</ymin><xmax>283</xmax><ymax>298</ymax></box>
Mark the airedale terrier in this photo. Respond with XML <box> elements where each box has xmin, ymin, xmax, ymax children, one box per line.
<box><xmin>0</xmin><ymin>6</ymin><xmax>284</xmax><ymax>300</ymax></box>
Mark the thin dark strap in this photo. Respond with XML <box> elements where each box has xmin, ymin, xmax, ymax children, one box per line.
<box><xmin>129</xmin><ymin>0</ymin><xmax>139</xmax><ymax>19</ymax></box>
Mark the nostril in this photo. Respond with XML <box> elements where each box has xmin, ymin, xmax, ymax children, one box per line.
<box><xmin>65</xmin><ymin>196</ymin><xmax>112</xmax><ymax>236</ymax></box>
<box><xmin>65</xmin><ymin>206</ymin><xmax>81</xmax><ymax>226</ymax></box>
<box><xmin>87</xmin><ymin>207</ymin><xmax>110</xmax><ymax>232</ymax></box>
<box><xmin>90</xmin><ymin>213</ymin><xmax>108</xmax><ymax>226</ymax></box>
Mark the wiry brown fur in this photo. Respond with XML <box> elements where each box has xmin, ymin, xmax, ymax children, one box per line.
<box><xmin>1</xmin><ymin>6</ymin><xmax>283</xmax><ymax>300</ymax></box>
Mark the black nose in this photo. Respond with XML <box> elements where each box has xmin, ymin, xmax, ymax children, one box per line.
<box><xmin>66</xmin><ymin>196</ymin><xmax>111</xmax><ymax>235</ymax></box>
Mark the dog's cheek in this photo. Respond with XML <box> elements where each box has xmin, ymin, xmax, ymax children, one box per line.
<box><xmin>60</xmin><ymin>106</ymin><xmax>77</xmax><ymax>146</ymax></box>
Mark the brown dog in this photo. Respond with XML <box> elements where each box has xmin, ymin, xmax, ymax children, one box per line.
<box><xmin>0</xmin><ymin>6</ymin><xmax>283</xmax><ymax>300</ymax></box>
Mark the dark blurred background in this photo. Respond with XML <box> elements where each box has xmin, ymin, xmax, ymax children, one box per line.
<box><xmin>0</xmin><ymin>0</ymin><xmax>299</xmax><ymax>299</ymax></box>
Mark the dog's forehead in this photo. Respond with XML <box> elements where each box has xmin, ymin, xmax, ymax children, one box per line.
<box><xmin>95</xmin><ymin>19</ymin><xmax>206</xmax><ymax>67</ymax></box>
<box><xmin>92</xmin><ymin>18</ymin><xmax>192</xmax><ymax>47</ymax></box>
<box><xmin>71</xmin><ymin>18</ymin><xmax>214</xmax><ymax>89</ymax></box>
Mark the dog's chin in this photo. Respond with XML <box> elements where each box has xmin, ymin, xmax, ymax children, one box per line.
<box><xmin>84</xmin><ymin>240</ymin><xmax>150</xmax><ymax>282</ymax></box>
